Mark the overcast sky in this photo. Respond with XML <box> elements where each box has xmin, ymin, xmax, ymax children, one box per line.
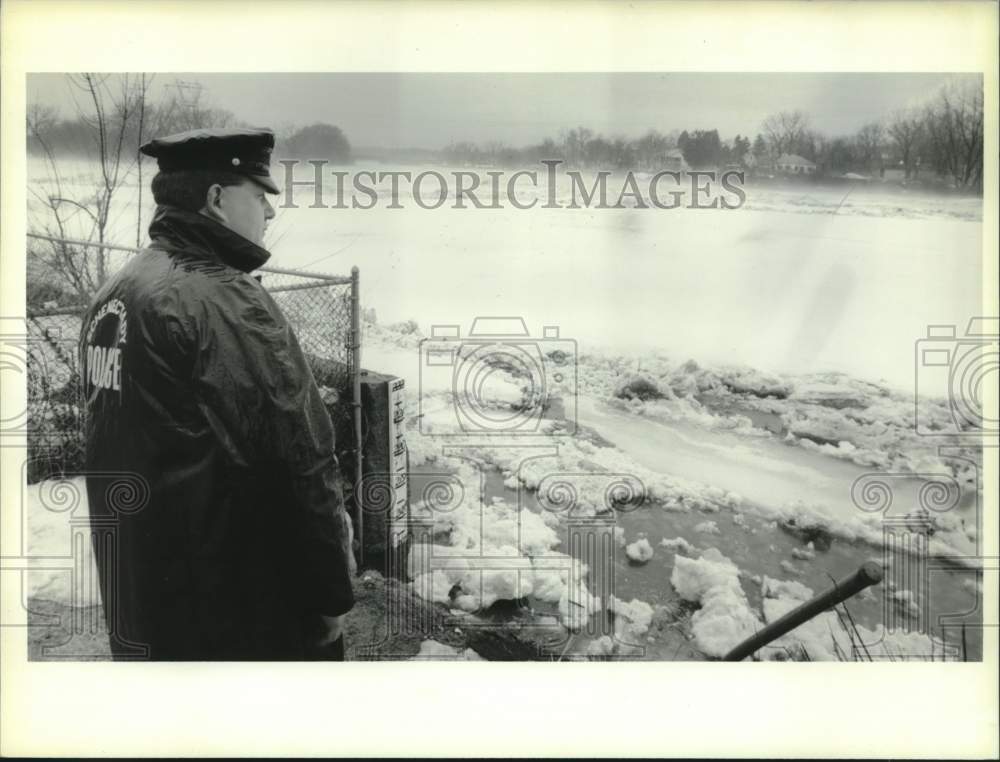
<box><xmin>28</xmin><ymin>72</ymin><xmax>976</xmax><ymax>150</ymax></box>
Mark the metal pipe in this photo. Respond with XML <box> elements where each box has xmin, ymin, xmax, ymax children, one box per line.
<box><xmin>28</xmin><ymin>231</ymin><xmax>145</xmax><ymax>255</ymax></box>
<box><xmin>257</xmin><ymin>264</ymin><xmax>351</xmax><ymax>283</ymax></box>
<box><xmin>265</xmin><ymin>281</ymin><xmax>345</xmax><ymax>294</ymax></box>
<box><xmin>723</xmin><ymin>561</ymin><xmax>884</xmax><ymax>661</ymax></box>
<box><xmin>27</xmin><ymin>231</ymin><xmax>351</xmax><ymax>283</ymax></box>
<box><xmin>350</xmin><ymin>266</ymin><xmax>363</xmax><ymax>570</ymax></box>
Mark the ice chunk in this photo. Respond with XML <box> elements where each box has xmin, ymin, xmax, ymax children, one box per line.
<box><xmin>670</xmin><ymin>548</ymin><xmax>763</xmax><ymax>658</ymax></box>
<box><xmin>761</xmin><ymin>576</ymin><xmax>813</xmax><ymax>602</ymax></box>
<box><xmin>609</xmin><ymin>595</ymin><xmax>655</xmax><ymax>637</ymax></box>
<box><xmin>892</xmin><ymin>590</ymin><xmax>922</xmax><ymax>619</ymax></box>
<box><xmin>625</xmin><ymin>537</ymin><xmax>654</xmax><ymax>563</ymax></box>
<box><xmin>411</xmin><ymin>640</ymin><xmax>484</xmax><ymax>660</ymax></box>
<box><xmin>779</xmin><ymin>560</ymin><xmax>800</xmax><ymax>576</ymax></box>
<box><xmin>671</xmin><ymin>548</ymin><xmax>738</xmax><ymax>602</ymax></box>
<box><xmin>791</xmin><ymin>541</ymin><xmax>816</xmax><ymax>560</ymax></box>
<box><xmin>694</xmin><ymin>520</ymin><xmax>720</xmax><ymax>535</ymax></box>
<box><xmin>586</xmin><ymin>635</ymin><xmax>616</xmax><ymax>657</ymax></box>
<box><xmin>660</xmin><ymin>536</ymin><xmax>695</xmax><ymax>555</ymax></box>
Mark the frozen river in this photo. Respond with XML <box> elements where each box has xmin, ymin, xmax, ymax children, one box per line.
<box><xmin>29</xmin><ymin>160</ymin><xmax>984</xmax><ymax>395</ymax></box>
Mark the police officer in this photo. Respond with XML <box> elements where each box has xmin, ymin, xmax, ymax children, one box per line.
<box><xmin>80</xmin><ymin>127</ymin><xmax>355</xmax><ymax>660</ymax></box>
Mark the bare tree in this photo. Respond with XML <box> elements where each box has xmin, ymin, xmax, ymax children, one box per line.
<box><xmin>634</xmin><ymin>129</ymin><xmax>675</xmax><ymax>170</ymax></box>
<box><xmin>27</xmin><ymin>104</ymin><xmax>101</xmax><ymax>306</ymax></box>
<box><xmin>151</xmin><ymin>79</ymin><xmax>235</xmax><ymax>135</ymax></box>
<box><xmin>923</xmin><ymin>79</ymin><xmax>984</xmax><ymax>191</ymax></box>
<box><xmin>854</xmin><ymin>122</ymin><xmax>885</xmax><ymax>176</ymax></box>
<box><xmin>27</xmin><ymin>74</ymin><xmax>150</xmax><ymax>306</ymax></box>
<box><xmin>887</xmin><ymin>109</ymin><xmax>925</xmax><ymax>180</ymax></box>
<box><xmin>67</xmin><ymin>73</ymin><xmax>149</xmax><ymax>281</ymax></box>
<box><xmin>761</xmin><ymin>110</ymin><xmax>810</xmax><ymax>158</ymax></box>
<box><xmin>561</xmin><ymin>126</ymin><xmax>594</xmax><ymax>167</ymax></box>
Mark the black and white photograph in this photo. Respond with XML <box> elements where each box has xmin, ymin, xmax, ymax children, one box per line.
<box><xmin>2</xmin><ymin>1</ymin><xmax>997</xmax><ymax>758</ymax></box>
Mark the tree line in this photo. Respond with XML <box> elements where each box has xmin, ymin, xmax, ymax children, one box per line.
<box><xmin>440</xmin><ymin>78</ymin><xmax>983</xmax><ymax>192</ymax></box>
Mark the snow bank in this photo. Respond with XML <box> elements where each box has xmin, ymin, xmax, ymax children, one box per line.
<box><xmin>23</xmin><ymin>477</ymin><xmax>101</xmax><ymax>607</ymax></box>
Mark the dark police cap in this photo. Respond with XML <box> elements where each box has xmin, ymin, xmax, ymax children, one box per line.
<box><xmin>140</xmin><ymin>127</ymin><xmax>279</xmax><ymax>193</ymax></box>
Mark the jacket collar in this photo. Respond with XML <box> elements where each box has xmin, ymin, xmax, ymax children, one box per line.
<box><xmin>147</xmin><ymin>204</ymin><xmax>271</xmax><ymax>273</ymax></box>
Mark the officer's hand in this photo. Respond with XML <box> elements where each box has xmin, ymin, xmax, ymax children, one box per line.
<box><xmin>316</xmin><ymin>614</ymin><xmax>345</xmax><ymax>646</ymax></box>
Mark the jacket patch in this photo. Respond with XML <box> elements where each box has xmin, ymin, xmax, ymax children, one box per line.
<box><xmin>86</xmin><ymin>344</ymin><xmax>123</xmax><ymax>391</ymax></box>
<box><xmin>84</xmin><ymin>297</ymin><xmax>128</xmax><ymax>394</ymax></box>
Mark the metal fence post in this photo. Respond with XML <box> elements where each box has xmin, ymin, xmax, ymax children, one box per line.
<box><xmin>350</xmin><ymin>265</ymin><xmax>363</xmax><ymax>565</ymax></box>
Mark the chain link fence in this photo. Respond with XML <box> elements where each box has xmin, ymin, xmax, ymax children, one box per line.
<box><xmin>25</xmin><ymin>232</ymin><xmax>361</xmax><ymax>487</ymax></box>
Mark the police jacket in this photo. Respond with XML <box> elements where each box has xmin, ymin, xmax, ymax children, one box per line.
<box><xmin>80</xmin><ymin>204</ymin><xmax>355</xmax><ymax>660</ymax></box>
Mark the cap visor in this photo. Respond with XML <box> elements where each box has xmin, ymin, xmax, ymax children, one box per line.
<box><xmin>250</xmin><ymin>174</ymin><xmax>280</xmax><ymax>194</ymax></box>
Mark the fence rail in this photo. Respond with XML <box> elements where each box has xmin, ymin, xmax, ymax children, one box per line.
<box><xmin>27</xmin><ymin>231</ymin><xmax>354</xmax><ymax>294</ymax></box>
<box><xmin>25</xmin><ymin>232</ymin><xmax>363</xmax><ymax>511</ymax></box>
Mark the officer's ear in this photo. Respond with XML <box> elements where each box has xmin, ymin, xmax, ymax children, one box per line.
<box><xmin>202</xmin><ymin>183</ymin><xmax>228</xmax><ymax>223</ymax></box>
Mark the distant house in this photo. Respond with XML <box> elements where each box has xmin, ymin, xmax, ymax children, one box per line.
<box><xmin>775</xmin><ymin>153</ymin><xmax>817</xmax><ymax>175</ymax></box>
<box><xmin>660</xmin><ymin>148</ymin><xmax>689</xmax><ymax>172</ymax></box>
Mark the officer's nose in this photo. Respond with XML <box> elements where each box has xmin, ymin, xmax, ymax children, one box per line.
<box><xmin>264</xmin><ymin>197</ymin><xmax>276</xmax><ymax>220</ymax></box>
